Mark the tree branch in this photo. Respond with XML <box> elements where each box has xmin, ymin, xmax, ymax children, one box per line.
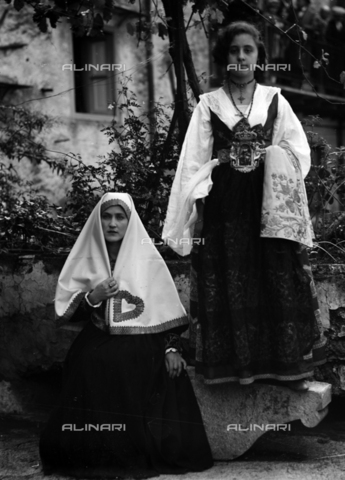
<box><xmin>239</xmin><ymin>0</ymin><xmax>345</xmax><ymax>106</ymax></box>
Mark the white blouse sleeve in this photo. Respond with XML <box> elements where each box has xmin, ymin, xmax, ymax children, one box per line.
<box><xmin>272</xmin><ymin>93</ymin><xmax>311</xmax><ymax>179</ymax></box>
<box><xmin>178</xmin><ymin>95</ymin><xmax>214</xmax><ymax>191</ymax></box>
<box><xmin>261</xmin><ymin>93</ymin><xmax>314</xmax><ymax>247</ymax></box>
<box><xmin>162</xmin><ymin>96</ymin><xmax>216</xmax><ymax>256</ymax></box>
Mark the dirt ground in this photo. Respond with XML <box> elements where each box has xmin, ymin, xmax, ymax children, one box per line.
<box><xmin>2</xmin><ymin>395</ymin><xmax>345</xmax><ymax>480</ymax></box>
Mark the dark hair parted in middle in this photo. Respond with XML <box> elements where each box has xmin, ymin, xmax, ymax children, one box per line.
<box><xmin>212</xmin><ymin>21</ymin><xmax>267</xmax><ymax>68</ymax></box>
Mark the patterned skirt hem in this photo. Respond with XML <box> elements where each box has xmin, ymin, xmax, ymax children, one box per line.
<box><xmin>312</xmin><ymin>358</ymin><xmax>327</xmax><ymax>367</ymax></box>
<box><xmin>195</xmin><ymin>370</ymin><xmax>315</xmax><ymax>385</ymax></box>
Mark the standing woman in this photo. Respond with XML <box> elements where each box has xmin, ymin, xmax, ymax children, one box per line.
<box><xmin>163</xmin><ymin>22</ymin><xmax>326</xmax><ymax>390</ymax></box>
<box><xmin>39</xmin><ymin>192</ymin><xmax>213</xmax><ymax>478</ymax></box>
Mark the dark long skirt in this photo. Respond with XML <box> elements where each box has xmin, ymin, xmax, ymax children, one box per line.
<box><xmin>39</xmin><ymin>321</ymin><xmax>213</xmax><ymax>478</ymax></box>
<box><xmin>190</xmin><ymin>162</ymin><xmax>326</xmax><ymax>385</ymax></box>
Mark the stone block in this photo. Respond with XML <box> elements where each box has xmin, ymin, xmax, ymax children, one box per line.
<box><xmin>0</xmin><ymin>381</ymin><xmax>23</xmax><ymax>414</ymax></box>
<box><xmin>188</xmin><ymin>367</ymin><xmax>332</xmax><ymax>460</ymax></box>
<box><xmin>0</xmin><ymin>367</ymin><xmax>333</xmax><ymax>464</ymax></box>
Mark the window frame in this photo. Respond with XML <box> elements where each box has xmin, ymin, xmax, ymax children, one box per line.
<box><xmin>71</xmin><ymin>27</ymin><xmax>119</xmax><ymax>120</ymax></box>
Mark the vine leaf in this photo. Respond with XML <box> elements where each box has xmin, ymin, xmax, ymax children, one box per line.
<box><xmin>340</xmin><ymin>72</ymin><xmax>345</xmax><ymax>89</ymax></box>
<box><xmin>158</xmin><ymin>22</ymin><xmax>168</xmax><ymax>40</ymax></box>
<box><xmin>127</xmin><ymin>22</ymin><xmax>135</xmax><ymax>36</ymax></box>
<box><xmin>13</xmin><ymin>0</ymin><xmax>24</xmax><ymax>11</ymax></box>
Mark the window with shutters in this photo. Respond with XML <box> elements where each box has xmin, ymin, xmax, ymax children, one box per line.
<box><xmin>73</xmin><ymin>32</ymin><xmax>116</xmax><ymax>115</ymax></box>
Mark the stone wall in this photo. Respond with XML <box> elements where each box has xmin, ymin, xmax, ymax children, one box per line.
<box><xmin>0</xmin><ymin>254</ymin><xmax>190</xmax><ymax>380</ymax></box>
<box><xmin>0</xmin><ymin>255</ymin><xmax>73</xmax><ymax>379</ymax></box>
<box><xmin>313</xmin><ymin>265</ymin><xmax>345</xmax><ymax>395</ymax></box>
<box><xmin>1</xmin><ymin>254</ymin><xmax>345</xmax><ymax>394</ymax></box>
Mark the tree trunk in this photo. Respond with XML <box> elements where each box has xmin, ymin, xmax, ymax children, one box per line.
<box><xmin>161</xmin><ymin>0</ymin><xmax>189</xmax><ymax>148</ymax></box>
<box><xmin>183</xmin><ymin>29</ymin><xmax>202</xmax><ymax>102</ymax></box>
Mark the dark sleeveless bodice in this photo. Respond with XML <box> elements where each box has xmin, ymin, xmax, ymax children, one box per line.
<box><xmin>210</xmin><ymin>92</ymin><xmax>279</xmax><ymax>153</ymax></box>
<box><xmin>209</xmin><ymin>93</ymin><xmax>279</xmax><ymax>172</ymax></box>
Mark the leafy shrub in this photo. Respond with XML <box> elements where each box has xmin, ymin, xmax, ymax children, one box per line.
<box><xmin>0</xmin><ymin>193</ymin><xmax>74</xmax><ymax>252</ymax></box>
<box><xmin>304</xmin><ymin>116</ymin><xmax>345</xmax><ymax>262</ymax></box>
<box><xmin>2</xmin><ymin>93</ymin><xmax>345</xmax><ymax>263</ymax></box>
<box><xmin>0</xmin><ymin>82</ymin><xmax>181</xmax><ymax>257</ymax></box>
<box><xmin>63</xmin><ymin>83</ymin><xmax>180</xmax><ymax>240</ymax></box>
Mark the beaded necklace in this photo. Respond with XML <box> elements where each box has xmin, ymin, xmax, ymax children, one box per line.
<box><xmin>230</xmin><ymin>77</ymin><xmax>255</xmax><ymax>103</ymax></box>
<box><xmin>227</xmin><ymin>77</ymin><xmax>257</xmax><ymax>120</ymax></box>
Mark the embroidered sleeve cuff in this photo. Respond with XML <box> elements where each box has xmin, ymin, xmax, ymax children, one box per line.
<box><xmin>165</xmin><ymin>348</ymin><xmax>178</xmax><ymax>355</ymax></box>
<box><xmin>85</xmin><ymin>291</ymin><xmax>102</xmax><ymax>308</ymax></box>
<box><xmin>164</xmin><ymin>333</ymin><xmax>183</xmax><ymax>354</ymax></box>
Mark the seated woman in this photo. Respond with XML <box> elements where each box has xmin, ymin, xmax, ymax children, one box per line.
<box><xmin>39</xmin><ymin>192</ymin><xmax>213</xmax><ymax>479</ymax></box>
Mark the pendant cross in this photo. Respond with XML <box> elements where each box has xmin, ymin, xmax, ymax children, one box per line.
<box><xmin>238</xmin><ymin>95</ymin><xmax>245</xmax><ymax>103</ymax></box>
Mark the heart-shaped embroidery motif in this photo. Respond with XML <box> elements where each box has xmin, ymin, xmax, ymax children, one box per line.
<box><xmin>112</xmin><ymin>290</ymin><xmax>145</xmax><ymax>323</ymax></box>
<box><xmin>121</xmin><ymin>298</ymin><xmax>136</xmax><ymax>313</ymax></box>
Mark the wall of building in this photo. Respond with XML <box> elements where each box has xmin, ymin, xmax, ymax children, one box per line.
<box><xmin>0</xmin><ymin>3</ymin><xmax>152</xmax><ymax>203</ymax></box>
<box><xmin>1</xmin><ymin>1</ymin><xmax>211</xmax><ymax>203</ymax></box>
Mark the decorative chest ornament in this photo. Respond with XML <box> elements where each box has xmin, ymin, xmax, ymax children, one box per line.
<box><xmin>228</xmin><ymin>129</ymin><xmax>266</xmax><ymax>173</ymax></box>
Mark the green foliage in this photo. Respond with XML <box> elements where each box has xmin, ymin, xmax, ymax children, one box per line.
<box><xmin>0</xmin><ymin>106</ymin><xmax>76</xmax><ymax>252</ymax></box>
<box><xmin>0</xmin><ymin>192</ymin><xmax>75</xmax><ymax>252</ymax></box>
<box><xmin>0</xmin><ymin>105</ymin><xmax>53</xmax><ymax>164</ymax></box>
<box><xmin>2</xmin><ymin>90</ymin><xmax>345</xmax><ymax>263</ymax></box>
<box><xmin>62</xmin><ymin>82</ymin><xmax>180</xmax><ymax>239</ymax></box>
<box><xmin>5</xmin><ymin>0</ymin><xmax>230</xmax><ymax>36</ymax></box>
<box><xmin>0</xmin><ymin>82</ymin><xmax>180</xmax><ymax>256</ymax></box>
<box><xmin>304</xmin><ymin>116</ymin><xmax>345</xmax><ymax>262</ymax></box>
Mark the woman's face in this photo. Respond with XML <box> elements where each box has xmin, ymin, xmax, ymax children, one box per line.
<box><xmin>227</xmin><ymin>33</ymin><xmax>259</xmax><ymax>79</ymax></box>
<box><xmin>101</xmin><ymin>205</ymin><xmax>129</xmax><ymax>244</ymax></box>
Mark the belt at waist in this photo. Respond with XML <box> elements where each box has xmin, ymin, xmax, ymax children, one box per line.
<box><xmin>218</xmin><ymin>146</ymin><xmax>266</xmax><ymax>173</ymax></box>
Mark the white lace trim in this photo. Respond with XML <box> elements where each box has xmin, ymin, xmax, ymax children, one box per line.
<box><xmin>263</xmin><ymin>85</ymin><xmax>281</xmax><ymax>104</ymax></box>
<box><xmin>201</xmin><ymin>85</ymin><xmax>280</xmax><ymax>121</ymax></box>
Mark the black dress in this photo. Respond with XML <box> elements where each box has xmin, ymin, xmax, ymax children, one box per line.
<box><xmin>189</xmin><ymin>93</ymin><xmax>326</xmax><ymax>385</ymax></box>
<box><xmin>39</xmin><ymin>312</ymin><xmax>213</xmax><ymax>478</ymax></box>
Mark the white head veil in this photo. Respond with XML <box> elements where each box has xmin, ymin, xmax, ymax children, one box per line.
<box><xmin>55</xmin><ymin>192</ymin><xmax>188</xmax><ymax>334</ymax></box>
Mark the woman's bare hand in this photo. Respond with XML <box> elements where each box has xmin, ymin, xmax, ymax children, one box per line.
<box><xmin>165</xmin><ymin>352</ymin><xmax>187</xmax><ymax>379</ymax></box>
<box><xmin>88</xmin><ymin>278</ymin><xmax>119</xmax><ymax>305</ymax></box>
